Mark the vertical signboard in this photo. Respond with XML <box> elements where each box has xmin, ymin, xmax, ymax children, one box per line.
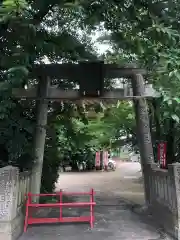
<box><xmin>158</xmin><ymin>142</ymin><xmax>167</xmax><ymax>168</ymax></box>
<box><xmin>103</xmin><ymin>151</ymin><xmax>108</xmax><ymax>170</ymax></box>
<box><xmin>95</xmin><ymin>151</ymin><xmax>100</xmax><ymax>168</ymax></box>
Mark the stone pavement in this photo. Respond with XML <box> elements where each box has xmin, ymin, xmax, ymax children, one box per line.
<box><xmin>20</xmin><ymin>196</ymin><xmax>163</xmax><ymax>240</ymax></box>
<box><xmin>19</xmin><ymin>162</ymin><xmax>172</xmax><ymax>240</ymax></box>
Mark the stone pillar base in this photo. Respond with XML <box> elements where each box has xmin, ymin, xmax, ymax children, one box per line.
<box><xmin>0</xmin><ymin>211</ymin><xmax>24</xmax><ymax>240</ymax></box>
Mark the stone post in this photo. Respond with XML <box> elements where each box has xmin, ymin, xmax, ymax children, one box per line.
<box><xmin>0</xmin><ymin>166</ymin><xmax>22</xmax><ymax>240</ymax></box>
<box><xmin>169</xmin><ymin>163</ymin><xmax>180</xmax><ymax>239</ymax></box>
<box><xmin>31</xmin><ymin>76</ymin><xmax>50</xmax><ymax>202</ymax></box>
<box><xmin>131</xmin><ymin>74</ymin><xmax>154</xmax><ymax>205</ymax></box>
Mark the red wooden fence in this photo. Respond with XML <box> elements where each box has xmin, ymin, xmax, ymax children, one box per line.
<box><xmin>24</xmin><ymin>189</ymin><xmax>96</xmax><ymax>232</ymax></box>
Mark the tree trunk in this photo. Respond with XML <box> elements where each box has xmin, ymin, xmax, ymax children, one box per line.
<box><xmin>131</xmin><ymin>74</ymin><xmax>154</xmax><ymax>206</ymax></box>
<box><xmin>166</xmin><ymin>118</ymin><xmax>175</xmax><ymax>166</ymax></box>
<box><xmin>31</xmin><ymin>76</ymin><xmax>50</xmax><ymax>202</ymax></box>
<box><xmin>151</xmin><ymin>99</ymin><xmax>161</xmax><ymax>162</ymax></box>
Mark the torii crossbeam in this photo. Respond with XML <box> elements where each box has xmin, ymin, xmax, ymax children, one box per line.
<box><xmin>12</xmin><ymin>62</ymin><xmax>157</xmax><ymax>100</ymax></box>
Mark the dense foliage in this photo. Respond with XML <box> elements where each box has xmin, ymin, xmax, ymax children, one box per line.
<box><xmin>94</xmin><ymin>0</ymin><xmax>180</xmax><ymax>164</ymax></box>
<box><xmin>0</xmin><ymin>0</ymin><xmax>99</xmax><ymax>192</ymax></box>
<box><xmin>1</xmin><ymin>0</ymin><xmax>180</xmax><ymax>192</ymax></box>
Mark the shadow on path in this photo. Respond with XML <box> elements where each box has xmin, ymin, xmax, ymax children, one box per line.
<box><xmin>20</xmin><ymin>196</ymin><xmax>161</xmax><ymax>240</ymax></box>
<box><xmin>19</xmin><ymin>162</ymin><xmax>168</xmax><ymax>240</ymax></box>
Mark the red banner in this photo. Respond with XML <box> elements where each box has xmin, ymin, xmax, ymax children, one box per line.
<box><xmin>158</xmin><ymin>142</ymin><xmax>167</xmax><ymax>168</ymax></box>
<box><xmin>95</xmin><ymin>152</ymin><xmax>100</xmax><ymax>167</ymax></box>
<box><xmin>103</xmin><ymin>151</ymin><xmax>108</xmax><ymax>167</ymax></box>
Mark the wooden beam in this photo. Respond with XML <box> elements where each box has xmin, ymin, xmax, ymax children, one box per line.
<box><xmin>12</xmin><ymin>87</ymin><xmax>156</xmax><ymax>100</ymax></box>
<box><xmin>30</xmin><ymin>64</ymin><xmax>146</xmax><ymax>79</ymax></box>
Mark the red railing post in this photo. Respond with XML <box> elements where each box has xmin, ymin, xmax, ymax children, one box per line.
<box><xmin>59</xmin><ymin>190</ymin><xmax>63</xmax><ymax>220</ymax></box>
<box><xmin>90</xmin><ymin>188</ymin><xmax>94</xmax><ymax>228</ymax></box>
<box><xmin>28</xmin><ymin>193</ymin><xmax>32</xmax><ymax>220</ymax></box>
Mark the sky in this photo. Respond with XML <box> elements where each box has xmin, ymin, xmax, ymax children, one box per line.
<box><xmin>43</xmin><ymin>31</ymin><xmax>110</xmax><ymax>64</ymax></box>
<box><xmin>91</xmin><ymin>31</ymin><xmax>111</xmax><ymax>55</ymax></box>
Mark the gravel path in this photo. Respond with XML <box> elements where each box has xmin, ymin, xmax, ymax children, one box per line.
<box><xmin>20</xmin><ymin>162</ymin><xmax>163</xmax><ymax>240</ymax></box>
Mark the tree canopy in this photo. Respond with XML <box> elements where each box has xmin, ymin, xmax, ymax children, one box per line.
<box><xmin>1</xmin><ymin>0</ymin><xmax>180</xmax><ymax>192</ymax></box>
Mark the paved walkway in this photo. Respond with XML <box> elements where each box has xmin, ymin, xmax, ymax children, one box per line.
<box><xmin>20</xmin><ymin>162</ymin><xmax>163</xmax><ymax>240</ymax></box>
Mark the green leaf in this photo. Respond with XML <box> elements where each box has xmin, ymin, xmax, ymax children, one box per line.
<box><xmin>172</xmin><ymin>114</ymin><xmax>180</xmax><ymax>123</ymax></box>
<box><xmin>7</xmin><ymin>66</ymin><xmax>29</xmax><ymax>76</ymax></box>
<box><xmin>174</xmin><ymin>70</ymin><xmax>180</xmax><ymax>80</ymax></box>
<box><xmin>167</xmin><ymin>100</ymin><xmax>172</xmax><ymax>105</ymax></box>
<box><xmin>163</xmin><ymin>95</ymin><xmax>170</xmax><ymax>102</ymax></box>
<box><xmin>116</xmin><ymin>100</ymin><xmax>121</xmax><ymax>108</ymax></box>
<box><xmin>173</xmin><ymin>97</ymin><xmax>180</xmax><ymax>104</ymax></box>
<box><xmin>163</xmin><ymin>111</ymin><xmax>169</xmax><ymax>118</ymax></box>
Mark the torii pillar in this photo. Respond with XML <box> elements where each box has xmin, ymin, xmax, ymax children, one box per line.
<box><xmin>131</xmin><ymin>74</ymin><xmax>154</xmax><ymax>206</ymax></box>
<box><xmin>31</xmin><ymin>76</ymin><xmax>50</xmax><ymax>202</ymax></box>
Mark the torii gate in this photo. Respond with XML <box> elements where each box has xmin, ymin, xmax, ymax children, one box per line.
<box><xmin>13</xmin><ymin>61</ymin><xmax>156</xmax><ymax>202</ymax></box>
